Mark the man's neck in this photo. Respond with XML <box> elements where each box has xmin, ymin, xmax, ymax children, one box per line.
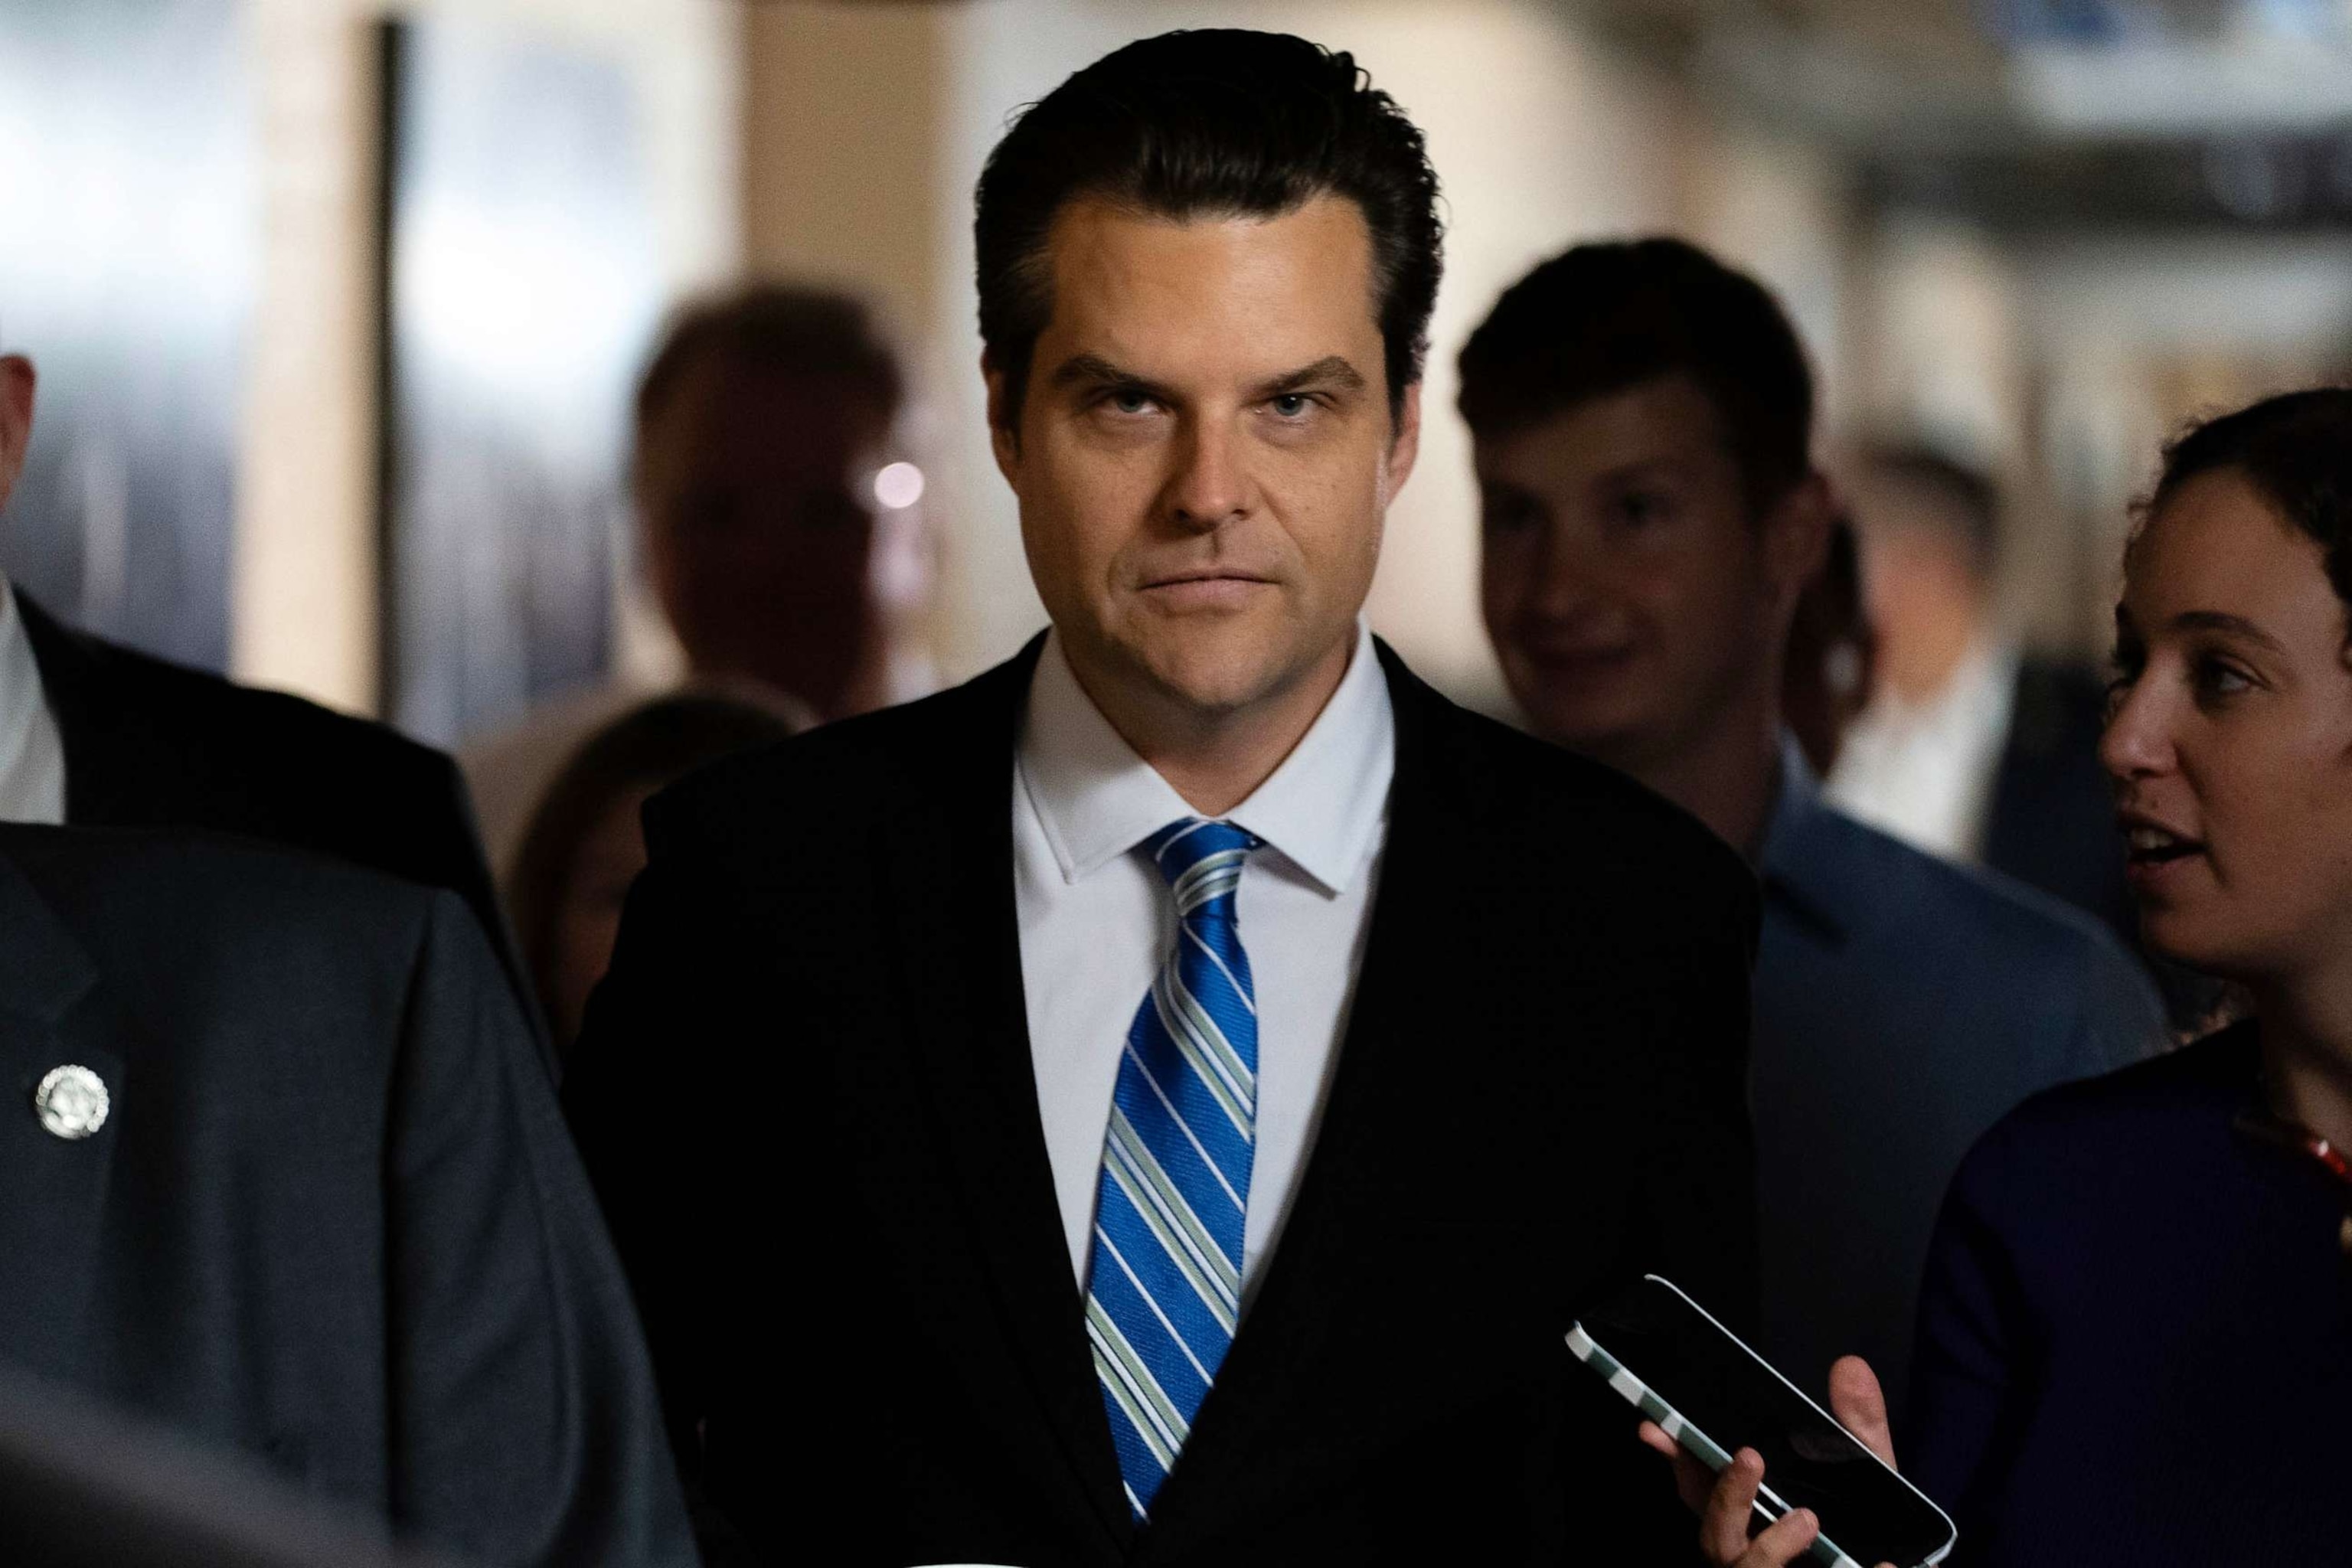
<box><xmin>1070</xmin><ymin>635</ymin><xmax>1357</xmax><ymax>818</ymax></box>
<box><xmin>1582</xmin><ymin>694</ymin><xmax>1783</xmax><ymax>861</ymax></box>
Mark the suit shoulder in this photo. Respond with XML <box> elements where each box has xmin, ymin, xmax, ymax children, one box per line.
<box><xmin>2</xmin><ymin>824</ymin><xmax>443</xmax><ymax>949</ymax></box>
<box><xmin>1413</xmin><ymin>687</ymin><xmax>1753</xmax><ymax>897</ymax></box>
<box><xmin>645</xmin><ymin>656</ymin><xmax>1022</xmax><ymax>840</ymax></box>
<box><xmin>83</xmin><ymin>635</ymin><xmax>461</xmax><ymax>799</ymax></box>
<box><xmin>1807</xmin><ymin>804</ymin><xmax>2135</xmax><ymax>974</ymax></box>
<box><xmin>1950</xmin><ymin>1024</ymin><xmax>2251</xmax><ymax>1209</ymax></box>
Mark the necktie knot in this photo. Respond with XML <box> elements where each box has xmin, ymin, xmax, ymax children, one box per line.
<box><xmin>1146</xmin><ymin>818</ymin><xmax>1259</xmax><ymax>923</ymax></box>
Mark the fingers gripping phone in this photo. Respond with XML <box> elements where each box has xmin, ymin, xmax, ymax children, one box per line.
<box><xmin>1569</xmin><ymin>1276</ymin><xmax>1956</xmax><ymax>1568</ymax></box>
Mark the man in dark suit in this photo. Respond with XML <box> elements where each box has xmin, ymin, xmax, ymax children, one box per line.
<box><xmin>566</xmin><ymin>31</ymin><xmax>1759</xmax><ymax>1567</ymax></box>
<box><xmin>0</xmin><ymin>824</ymin><xmax>697</xmax><ymax>1566</ymax></box>
<box><xmin>1459</xmin><ymin>239</ymin><xmax>2164</xmax><ymax>1436</ymax></box>
<box><xmin>0</xmin><ymin>348</ymin><xmax>513</xmax><ymax>1014</ymax></box>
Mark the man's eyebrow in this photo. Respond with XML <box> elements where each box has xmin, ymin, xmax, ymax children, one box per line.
<box><xmin>2171</xmin><ymin>609</ymin><xmax>2285</xmax><ymax>652</ymax></box>
<box><xmin>1256</xmin><ymin>356</ymin><xmax>1367</xmax><ymax>398</ymax></box>
<box><xmin>1047</xmin><ymin>353</ymin><xmax>1166</xmax><ymax>396</ymax></box>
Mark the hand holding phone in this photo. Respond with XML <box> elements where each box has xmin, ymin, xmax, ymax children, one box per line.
<box><xmin>1641</xmin><ymin>1361</ymin><xmax>1894</xmax><ymax>1568</ymax></box>
<box><xmin>1570</xmin><ymin>1276</ymin><xmax>1952</xmax><ymax>1568</ymax></box>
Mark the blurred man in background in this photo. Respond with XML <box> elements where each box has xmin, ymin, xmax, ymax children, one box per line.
<box><xmin>461</xmin><ymin>286</ymin><xmax>905</xmax><ymax>875</ymax></box>
<box><xmin>1461</xmin><ymin>237</ymin><xmax>2164</xmax><ymax>1422</ymax></box>
<box><xmin>0</xmin><ymin>346</ymin><xmax>511</xmax><ymax>990</ymax></box>
<box><xmin>1828</xmin><ymin>445</ymin><xmax>2133</xmax><ymax>949</ymax></box>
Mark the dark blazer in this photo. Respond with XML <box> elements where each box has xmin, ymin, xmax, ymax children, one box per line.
<box><xmin>0</xmin><ymin>826</ymin><xmax>697</xmax><ymax>1567</ymax></box>
<box><xmin>15</xmin><ymin>588</ymin><xmax>514</xmax><ymax>995</ymax></box>
<box><xmin>565</xmin><ymin>635</ymin><xmax>1761</xmax><ymax>1567</ymax></box>
<box><xmin>1753</xmin><ymin>743</ymin><xmax>2161</xmax><ymax>1423</ymax></box>
<box><xmin>1908</xmin><ymin>1024</ymin><xmax>2350</xmax><ymax>1564</ymax></box>
<box><xmin>0</xmin><ymin>1363</ymin><xmax>447</xmax><ymax>1568</ymax></box>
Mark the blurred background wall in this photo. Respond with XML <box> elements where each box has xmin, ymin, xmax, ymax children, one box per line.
<box><xmin>5</xmin><ymin>0</ymin><xmax>2349</xmax><ymax>732</ymax></box>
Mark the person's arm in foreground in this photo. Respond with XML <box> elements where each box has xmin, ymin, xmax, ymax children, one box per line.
<box><xmin>387</xmin><ymin>889</ymin><xmax>699</xmax><ymax>1566</ymax></box>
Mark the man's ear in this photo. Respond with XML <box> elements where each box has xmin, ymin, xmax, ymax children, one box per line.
<box><xmin>0</xmin><ymin>354</ymin><xmax>36</xmax><ymax>515</ymax></box>
<box><xmin>1383</xmin><ymin>380</ymin><xmax>1423</xmax><ymax>503</ymax></box>
<box><xmin>1764</xmin><ymin>470</ymin><xmax>1834</xmax><ymax>611</ymax></box>
<box><xmin>983</xmin><ymin>352</ymin><xmax>1021</xmax><ymax>487</ymax></box>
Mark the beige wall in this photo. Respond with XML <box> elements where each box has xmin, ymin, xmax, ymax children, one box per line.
<box><xmin>234</xmin><ymin>0</ymin><xmax>740</xmax><ymax>716</ymax></box>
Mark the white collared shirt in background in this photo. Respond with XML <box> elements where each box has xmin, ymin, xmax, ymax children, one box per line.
<box><xmin>1014</xmin><ymin>622</ymin><xmax>1394</xmax><ymax>1308</ymax></box>
<box><xmin>1827</xmin><ymin>637</ymin><xmax>2019</xmax><ymax>864</ymax></box>
<box><xmin>0</xmin><ymin>580</ymin><xmax>66</xmax><ymax>825</ymax></box>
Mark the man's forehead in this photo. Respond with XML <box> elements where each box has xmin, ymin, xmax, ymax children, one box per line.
<box><xmin>1037</xmin><ymin>195</ymin><xmax>1380</xmax><ymax>353</ymax></box>
<box><xmin>1478</xmin><ymin>381</ymin><xmax>1736</xmax><ymax>479</ymax></box>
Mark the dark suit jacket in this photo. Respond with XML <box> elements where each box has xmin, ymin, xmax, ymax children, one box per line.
<box><xmin>0</xmin><ymin>1363</ymin><xmax>448</xmax><ymax>1568</ymax></box>
<box><xmin>565</xmin><ymin>635</ymin><xmax>1760</xmax><ymax>1567</ymax></box>
<box><xmin>0</xmin><ymin>826</ymin><xmax>697</xmax><ymax>1567</ymax></box>
<box><xmin>15</xmin><ymin>590</ymin><xmax>523</xmax><ymax>1021</ymax></box>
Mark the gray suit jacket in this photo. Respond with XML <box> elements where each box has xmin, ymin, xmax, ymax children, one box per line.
<box><xmin>0</xmin><ymin>826</ymin><xmax>696</xmax><ymax>1566</ymax></box>
<box><xmin>1750</xmin><ymin>742</ymin><xmax>2164</xmax><ymax>1422</ymax></box>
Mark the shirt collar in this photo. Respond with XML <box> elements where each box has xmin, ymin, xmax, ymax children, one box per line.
<box><xmin>1017</xmin><ymin>622</ymin><xmax>1394</xmax><ymax>897</ymax></box>
<box><xmin>0</xmin><ymin>577</ymin><xmax>67</xmax><ymax>827</ymax></box>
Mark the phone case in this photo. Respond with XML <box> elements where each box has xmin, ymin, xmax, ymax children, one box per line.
<box><xmin>1567</xmin><ymin>1277</ymin><xmax>1954</xmax><ymax>1568</ymax></box>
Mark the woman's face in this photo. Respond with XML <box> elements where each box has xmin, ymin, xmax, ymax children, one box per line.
<box><xmin>2103</xmin><ymin>469</ymin><xmax>2352</xmax><ymax>984</ymax></box>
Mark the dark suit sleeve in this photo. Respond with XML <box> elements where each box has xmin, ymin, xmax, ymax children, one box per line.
<box><xmin>561</xmin><ymin>798</ymin><xmax>733</xmax><ymax>1504</ymax></box>
<box><xmin>385</xmin><ymin>889</ymin><xmax>698</xmax><ymax>1567</ymax></box>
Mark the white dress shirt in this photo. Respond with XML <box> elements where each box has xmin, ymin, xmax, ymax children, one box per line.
<box><xmin>0</xmin><ymin>580</ymin><xmax>67</xmax><ymax>826</ymax></box>
<box><xmin>1014</xmin><ymin>623</ymin><xmax>1394</xmax><ymax>1305</ymax></box>
<box><xmin>1826</xmin><ymin>637</ymin><xmax>2018</xmax><ymax>864</ymax></box>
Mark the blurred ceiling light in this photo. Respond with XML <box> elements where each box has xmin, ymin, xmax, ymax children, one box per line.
<box><xmin>873</xmin><ymin>460</ymin><xmax>925</xmax><ymax>511</ymax></box>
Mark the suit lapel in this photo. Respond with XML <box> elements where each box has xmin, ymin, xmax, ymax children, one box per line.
<box><xmin>0</xmin><ymin>838</ymin><xmax>126</xmax><ymax>1383</ymax></box>
<box><xmin>874</xmin><ymin>639</ymin><xmax>1135</xmax><ymax>1559</ymax></box>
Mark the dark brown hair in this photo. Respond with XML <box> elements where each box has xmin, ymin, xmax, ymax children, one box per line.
<box><xmin>1458</xmin><ymin>237</ymin><xmax>1814</xmax><ymax>514</ymax></box>
<box><xmin>635</xmin><ymin>285</ymin><xmax>903</xmax><ymax>435</ymax></box>
<box><xmin>2144</xmin><ymin>388</ymin><xmax>2352</xmax><ymax>616</ymax></box>
<box><xmin>972</xmin><ymin>29</ymin><xmax>1442</xmax><ymax>428</ymax></box>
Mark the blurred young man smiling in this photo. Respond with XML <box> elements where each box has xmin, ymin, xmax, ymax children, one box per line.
<box><xmin>568</xmin><ymin>34</ymin><xmax>1759</xmax><ymax>1566</ymax></box>
<box><xmin>1461</xmin><ymin>240</ymin><xmax>2164</xmax><ymax>1505</ymax></box>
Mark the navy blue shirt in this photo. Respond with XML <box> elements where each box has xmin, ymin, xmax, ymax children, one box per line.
<box><xmin>1753</xmin><ymin>744</ymin><xmax>2163</xmax><ymax>1421</ymax></box>
<box><xmin>1909</xmin><ymin>1023</ymin><xmax>2352</xmax><ymax>1564</ymax></box>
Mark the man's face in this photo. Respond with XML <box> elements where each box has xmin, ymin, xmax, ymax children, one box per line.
<box><xmin>989</xmin><ymin>194</ymin><xmax>1419</xmax><ymax>730</ymax></box>
<box><xmin>634</xmin><ymin>358</ymin><xmax>889</xmax><ymax>717</ymax></box>
<box><xmin>1476</xmin><ymin>375</ymin><xmax>1821</xmax><ymax>773</ymax></box>
<box><xmin>0</xmin><ymin>355</ymin><xmax>34</xmax><ymax>515</ymax></box>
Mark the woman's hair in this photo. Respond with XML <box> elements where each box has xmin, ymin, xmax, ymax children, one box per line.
<box><xmin>2145</xmin><ymin>387</ymin><xmax>2352</xmax><ymax>616</ymax></box>
<box><xmin>508</xmin><ymin>694</ymin><xmax>796</xmax><ymax>1049</ymax></box>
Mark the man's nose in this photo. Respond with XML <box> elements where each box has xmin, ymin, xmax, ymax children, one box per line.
<box><xmin>1165</xmin><ymin>415</ymin><xmax>1250</xmax><ymax>533</ymax></box>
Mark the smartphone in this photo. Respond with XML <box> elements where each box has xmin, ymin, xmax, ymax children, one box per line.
<box><xmin>1568</xmin><ymin>1276</ymin><xmax>1955</xmax><ymax>1568</ymax></box>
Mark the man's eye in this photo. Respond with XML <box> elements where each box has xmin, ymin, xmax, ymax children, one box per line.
<box><xmin>1615</xmin><ymin>491</ymin><xmax>1671</xmax><ymax>527</ymax></box>
<box><xmin>1105</xmin><ymin>389</ymin><xmax>1155</xmax><ymax>415</ymax></box>
<box><xmin>1481</xmin><ymin>495</ymin><xmax>1541</xmax><ymax>533</ymax></box>
<box><xmin>1269</xmin><ymin>393</ymin><xmax>1313</xmax><ymax>418</ymax></box>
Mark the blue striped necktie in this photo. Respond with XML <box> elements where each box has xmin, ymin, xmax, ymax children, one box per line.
<box><xmin>1085</xmin><ymin>817</ymin><xmax>1263</xmax><ymax>1521</ymax></box>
